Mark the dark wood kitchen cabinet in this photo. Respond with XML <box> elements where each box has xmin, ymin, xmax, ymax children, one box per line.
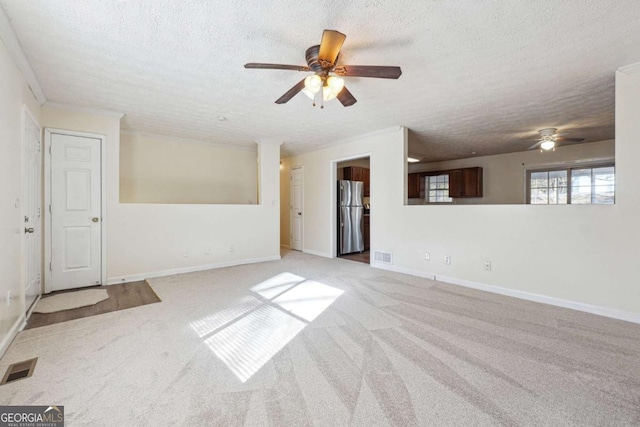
<box><xmin>343</xmin><ymin>166</ymin><xmax>370</xmax><ymax>197</ymax></box>
<box><xmin>343</xmin><ymin>166</ymin><xmax>363</xmax><ymax>181</ymax></box>
<box><xmin>448</xmin><ymin>167</ymin><xmax>483</xmax><ymax>197</ymax></box>
<box><xmin>363</xmin><ymin>168</ymin><xmax>370</xmax><ymax>197</ymax></box>
<box><xmin>408</xmin><ymin>173</ymin><xmax>421</xmax><ymax>198</ymax></box>
<box><xmin>363</xmin><ymin>215</ymin><xmax>370</xmax><ymax>250</ymax></box>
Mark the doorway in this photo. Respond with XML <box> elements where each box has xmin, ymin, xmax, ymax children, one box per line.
<box><xmin>290</xmin><ymin>166</ymin><xmax>303</xmax><ymax>251</ymax></box>
<box><xmin>23</xmin><ymin>108</ymin><xmax>42</xmax><ymax>313</ymax></box>
<box><xmin>45</xmin><ymin>129</ymin><xmax>106</xmax><ymax>292</ymax></box>
<box><xmin>336</xmin><ymin>157</ymin><xmax>370</xmax><ymax>264</ymax></box>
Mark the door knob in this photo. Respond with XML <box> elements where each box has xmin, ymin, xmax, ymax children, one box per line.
<box><xmin>92</xmin><ymin>217</ymin><xmax>100</xmax><ymax>222</ymax></box>
<box><xmin>297</xmin><ymin>212</ymin><xmax>302</xmax><ymax>216</ymax></box>
<box><xmin>25</xmin><ymin>227</ymin><xmax>35</xmax><ymax>234</ymax></box>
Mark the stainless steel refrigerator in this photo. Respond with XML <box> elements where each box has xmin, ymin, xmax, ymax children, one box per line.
<box><xmin>338</xmin><ymin>180</ymin><xmax>364</xmax><ymax>255</ymax></box>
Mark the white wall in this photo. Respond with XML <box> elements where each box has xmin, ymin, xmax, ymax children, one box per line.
<box><xmin>0</xmin><ymin>36</ymin><xmax>41</xmax><ymax>354</ymax></box>
<box><xmin>281</xmin><ymin>76</ymin><xmax>640</xmax><ymax>319</ymax></box>
<box><xmin>408</xmin><ymin>139</ymin><xmax>615</xmax><ymax>204</ymax></box>
<box><xmin>41</xmin><ymin>106</ymin><xmax>281</xmax><ymax>283</ymax></box>
<box><xmin>120</xmin><ymin>132</ymin><xmax>258</xmax><ymax>205</ymax></box>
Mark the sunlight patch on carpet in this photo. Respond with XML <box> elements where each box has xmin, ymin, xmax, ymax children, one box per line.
<box><xmin>191</xmin><ymin>273</ymin><xmax>344</xmax><ymax>382</ymax></box>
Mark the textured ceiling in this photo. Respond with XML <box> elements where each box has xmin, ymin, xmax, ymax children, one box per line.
<box><xmin>3</xmin><ymin>0</ymin><xmax>640</xmax><ymax>161</ymax></box>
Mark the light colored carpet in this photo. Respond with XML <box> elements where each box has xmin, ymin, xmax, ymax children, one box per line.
<box><xmin>2</xmin><ymin>249</ymin><xmax>640</xmax><ymax>426</ymax></box>
<box><xmin>33</xmin><ymin>289</ymin><xmax>109</xmax><ymax>314</ymax></box>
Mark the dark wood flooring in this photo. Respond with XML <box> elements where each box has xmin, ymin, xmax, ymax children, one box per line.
<box><xmin>26</xmin><ymin>281</ymin><xmax>161</xmax><ymax>329</ymax></box>
<box><xmin>338</xmin><ymin>250</ymin><xmax>370</xmax><ymax>264</ymax></box>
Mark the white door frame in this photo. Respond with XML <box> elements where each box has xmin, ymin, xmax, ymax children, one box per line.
<box><xmin>22</xmin><ymin>105</ymin><xmax>42</xmax><ymax>314</ymax></box>
<box><xmin>44</xmin><ymin>128</ymin><xmax>107</xmax><ymax>293</ymax></box>
<box><xmin>290</xmin><ymin>166</ymin><xmax>303</xmax><ymax>251</ymax></box>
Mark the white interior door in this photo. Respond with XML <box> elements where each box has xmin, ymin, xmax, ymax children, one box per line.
<box><xmin>50</xmin><ymin>133</ymin><xmax>102</xmax><ymax>291</ymax></box>
<box><xmin>290</xmin><ymin>167</ymin><xmax>303</xmax><ymax>251</ymax></box>
<box><xmin>23</xmin><ymin>110</ymin><xmax>42</xmax><ymax>311</ymax></box>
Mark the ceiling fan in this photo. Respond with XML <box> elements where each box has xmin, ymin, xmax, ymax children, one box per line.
<box><xmin>244</xmin><ymin>30</ymin><xmax>402</xmax><ymax>107</ymax></box>
<box><xmin>528</xmin><ymin>128</ymin><xmax>585</xmax><ymax>151</ymax></box>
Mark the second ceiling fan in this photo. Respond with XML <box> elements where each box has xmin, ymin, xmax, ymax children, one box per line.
<box><xmin>245</xmin><ymin>30</ymin><xmax>402</xmax><ymax>107</ymax></box>
<box><xmin>528</xmin><ymin>128</ymin><xmax>585</xmax><ymax>151</ymax></box>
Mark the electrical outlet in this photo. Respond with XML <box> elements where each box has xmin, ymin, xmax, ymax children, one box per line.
<box><xmin>424</xmin><ymin>252</ymin><xmax>430</xmax><ymax>261</ymax></box>
<box><xmin>183</xmin><ymin>250</ymin><xmax>189</xmax><ymax>258</ymax></box>
<box><xmin>204</xmin><ymin>246</ymin><xmax>211</xmax><ymax>256</ymax></box>
<box><xmin>444</xmin><ymin>255</ymin><xmax>451</xmax><ymax>265</ymax></box>
<box><xmin>229</xmin><ymin>244</ymin><xmax>235</xmax><ymax>253</ymax></box>
<box><xmin>484</xmin><ymin>261</ymin><xmax>492</xmax><ymax>271</ymax></box>
<box><xmin>6</xmin><ymin>290</ymin><xmax>11</xmax><ymax>307</ymax></box>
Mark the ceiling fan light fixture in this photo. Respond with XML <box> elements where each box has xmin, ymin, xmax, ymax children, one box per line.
<box><xmin>540</xmin><ymin>139</ymin><xmax>555</xmax><ymax>151</ymax></box>
<box><xmin>245</xmin><ymin>30</ymin><xmax>401</xmax><ymax>107</ymax></box>
<box><xmin>316</xmin><ymin>76</ymin><xmax>345</xmax><ymax>101</ymax></box>
<box><xmin>321</xmin><ymin>86</ymin><xmax>333</xmax><ymax>101</ymax></box>
<box><xmin>327</xmin><ymin>76</ymin><xmax>344</xmax><ymax>94</ymax></box>
<box><xmin>304</xmin><ymin>75</ymin><xmax>322</xmax><ymax>92</ymax></box>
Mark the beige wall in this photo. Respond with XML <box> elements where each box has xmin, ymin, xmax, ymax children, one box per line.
<box><xmin>120</xmin><ymin>133</ymin><xmax>258</xmax><ymax>205</ymax></box>
<box><xmin>279</xmin><ymin>161</ymin><xmax>291</xmax><ymax>247</ymax></box>
<box><xmin>408</xmin><ymin>139</ymin><xmax>615</xmax><ymax>204</ymax></box>
<box><xmin>41</xmin><ymin>107</ymin><xmax>281</xmax><ymax>283</ymax></box>
<box><xmin>281</xmin><ymin>80</ymin><xmax>640</xmax><ymax>319</ymax></box>
<box><xmin>0</xmin><ymin>37</ymin><xmax>41</xmax><ymax>354</ymax></box>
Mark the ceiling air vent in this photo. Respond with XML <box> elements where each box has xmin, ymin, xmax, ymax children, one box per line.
<box><xmin>373</xmin><ymin>251</ymin><xmax>393</xmax><ymax>264</ymax></box>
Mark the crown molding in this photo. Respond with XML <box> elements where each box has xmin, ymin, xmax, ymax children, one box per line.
<box><xmin>44</xmin><ymin>101</ymin><xmax>125</xmax><ymax>118</ymax></box>
<box><xmin>121</xmin><ymin>129</ymin><xmax>257</xmax><ymax>152</ymax></box>
<box><xmin>0</xmin><ymin>6</ymin><xmax>46</xmax><ymax>104</ymax></box>
<box><xmin>618</xmin><ymin>62</ymin><xmax>640</xmax><ymax>76</ymax></box>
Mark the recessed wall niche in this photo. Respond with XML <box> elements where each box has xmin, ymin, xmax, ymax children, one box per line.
<box><xmin>119</xmin><ymin>132</ymin><xmax>258</xmax><ymax>205</ymax></box>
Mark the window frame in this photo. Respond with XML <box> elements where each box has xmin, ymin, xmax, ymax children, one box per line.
<box><xmin>526</xmin><ymin>162</ymin><xmax>615</xmax><ymax>205</ymax></box>
<box><xmin>424</xmin><ymin>173</ymin><xmax>453</xmax><ymax>204</ymax></box>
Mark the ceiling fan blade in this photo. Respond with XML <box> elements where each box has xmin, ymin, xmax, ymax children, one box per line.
<box><xmin>337</xmin><ymin>86</ymin><xmax>357</xmax><ymax>107</ymax></box>
<box><xmin>318</xmin><ymin>30</ymin><xmax>346</xmax><ymax>65</ymax></box>
<box><xmin>275</xmin><ymin>79</ymin><xmax>306</xmax><ymax>104</ymax></box>
<box><xmin>554</xmin><ymin>137</ymin><xmax>585</xmax><ymax>143</ymax></box>
<box><xmin>528</xmin><ymin>141</ymin><xmax>543</xmax><ymax>150</ymax></box>
<box><xmin>334</xmin><ymin>65</ymin><xmax>402</xmax><ymax>79</ymax></box>
<box><xmin>245</xmin><ymin>63</ymin><xmax>310</xmax><ymax>72</ymax></box>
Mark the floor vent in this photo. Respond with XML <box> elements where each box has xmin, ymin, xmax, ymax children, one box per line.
<box><xmin>1</xmin><ymin>357</ymin><xmax>37</xmax><ymax>385</ymax></box>
<box><xmin>373</xmin><ymin>251</ymin><xmax>393</xmax><ymax>264</ymax></box>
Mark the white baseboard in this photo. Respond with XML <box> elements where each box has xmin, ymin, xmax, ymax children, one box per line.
<box><xmin>25</xmin><ymin>294</ymin><xmax>42</xmax><ymax>319</ymax></box>
<box><xmin>302</xmin><ymin>249</ymin><xmax>332</xmax><ymax>258</ymax></box>
<box><xmin>107</xmin><ymin>255</ymin><xmax>281</xmax><ymax>285</ymax></box>
<box><xmin>0</xmin><ymin>313</ymin><xmax>26</xmax><ymax>359</ymax></box>
<box><xmin>371</xmin><ymin>262</ymin><xmax>436</xmax><ymax>280</ymax></box>
<box><xmin>371</xmin><ymin>263</ymin><xmax>640</xmax><ymax>325</ymax></box>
